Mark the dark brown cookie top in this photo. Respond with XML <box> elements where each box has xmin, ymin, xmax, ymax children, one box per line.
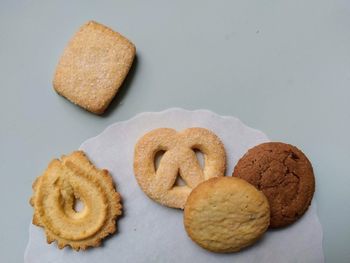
<box><xmin>232</xmin><ymin>142</ymin><xmax>315</xmax><ymax>228</ymax></box>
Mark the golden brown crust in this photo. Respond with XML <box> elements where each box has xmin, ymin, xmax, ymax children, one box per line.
<box><xmin>30</xmin><ymin>151</ymin><xmax>122</xmax><ymax>250</ymax></box>
<box><xmin>233</xmin><ymin>142</ymin><xmax>315</xmax><ymax>228</ymax></box>
<box><xmin>53</xmin><ymin>21</ymin><xmax>136</xmax><ymax>114</ymax></box>
<box><xmin>133</xmin><ymin>127</ymin><xmax>226</xmax><ymax>209</ymax></box>
<box><xmin>184</xmin><ymin>177</ymin><xmax>270</xmax><ymax>253</ymax></box>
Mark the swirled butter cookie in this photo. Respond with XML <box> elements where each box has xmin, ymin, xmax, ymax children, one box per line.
<box><xmin>233</xmin><ymin>142</ymin><xmax>315</xmax><ymax>228</ymax></box>
<box><xmin>184</xmin><ymin>177</ymin><xmax>270</xmax><ymax>253</ymax></box>
<box><xmin>134</xmin><ymin>127</ymin><xmax>226</xmax><ymax>209</ymax></box>
<box><xmin>30</xmin><ymin>151</ymin><xmax>122</xmax><ymax>250</ymax></box>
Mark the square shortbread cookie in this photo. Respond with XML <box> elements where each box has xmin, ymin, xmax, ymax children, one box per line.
<box><xmin>53</xmin><ymin>21</ymin><xmax>136</xmax><ymax>114</ymax></box>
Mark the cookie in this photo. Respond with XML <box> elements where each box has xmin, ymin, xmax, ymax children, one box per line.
<box><xmin>184</xmin><ymin>177</ymin><xmax>270</xmax><ymax>253</ymax></box>
<box><xmin>133</xmin><ymin>127</ymin><xmax>226</xmax><ymax>209</ymax></box>
<box><xmin>53</xmin><ymin>21</ymin><xmax>136</xmax><ymax>114</ymax></box>
<box><xmin>233</xmin><ymin>142</ymin><xmax>315</xmax><ymax>228</ymax></box>
<box><xmin>30</xmin><ymin>151</ymin><xmax>122</xmax><ymax>250</ymax></box>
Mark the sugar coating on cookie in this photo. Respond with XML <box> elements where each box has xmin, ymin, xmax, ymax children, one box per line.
<box><xmin>134</xmin><ymin>128</ymin><xmax>226</xmax><ymax>209</ymax></box>
<box><xmin>184</xmin><ymin>177</ymin><xmax>270</xmax><ymax>253</ymax></box>
<box><xmin>30</xmin><ymin>151</ymin><xmax>122</xmax><ymax>250</ymax></box>
<box><xmin>233</xmin><ymin>142</ymin><xmax>315</xmax><ymax>228</ymax></box>
<box><xmin>53</xmin><ymin>21</ymin><xmax>136</xmax><ymax>114</ymax></box>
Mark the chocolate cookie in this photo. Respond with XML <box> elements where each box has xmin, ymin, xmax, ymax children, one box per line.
<box><xmin>233</xmin><ymin>142</ymin><xmax>315</xmax><ymax>228</ymax></box>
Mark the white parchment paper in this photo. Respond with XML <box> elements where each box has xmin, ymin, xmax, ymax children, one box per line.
<box><xmin>25</xmin><ymin>108</ymin><xmax>324</xmax><ymax>263</ymax></box>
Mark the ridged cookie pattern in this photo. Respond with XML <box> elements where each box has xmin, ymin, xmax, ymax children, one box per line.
<box><xmin>30</xmin><ymin>151</ymin><xmax>122</xmax><ymax>250</ymax></box>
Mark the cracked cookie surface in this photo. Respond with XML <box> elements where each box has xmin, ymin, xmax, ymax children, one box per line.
<box><xmin>233</xmin><ymin>142</ymin><xmax>315</xmax><ymax>228</ymax></box>
<box><xmin>184</xmin><ymin>177</ymin><xmax>270</xmax><ymax>253</ymax></box>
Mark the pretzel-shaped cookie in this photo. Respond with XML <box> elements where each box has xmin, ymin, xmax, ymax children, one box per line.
<box><xmin>133</xmin><ymin>128</ymin><xmax>226</xmax><ymax>209</ymax></box>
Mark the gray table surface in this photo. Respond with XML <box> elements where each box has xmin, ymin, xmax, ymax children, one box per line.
<box><xmin>1</xmin><ymin>0</ymin><xmax>349</xmax><ymax>262</ymax></box>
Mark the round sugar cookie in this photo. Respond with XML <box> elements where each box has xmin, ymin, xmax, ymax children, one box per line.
<box><xmin>233</xmin><ymin>142</ymin><xmax>315</xmax><ymax>228</ymax></box>
<box><xmin>183</xmin><ymin>177</ymin><xmax>270</xmax><ymax>253</ymax></box>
